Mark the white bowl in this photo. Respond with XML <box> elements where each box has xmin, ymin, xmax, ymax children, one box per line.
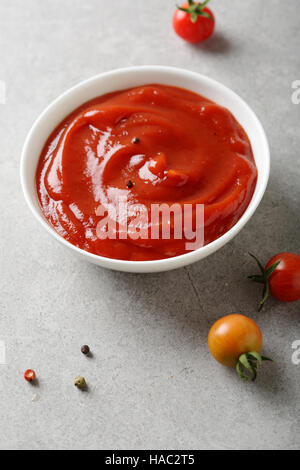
<box><xmin>20</xmin><ymin>66</ymin><xmax>270</xmax><ymax>273</ymax></box>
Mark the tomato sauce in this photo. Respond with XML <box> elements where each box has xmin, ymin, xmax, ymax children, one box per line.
<box><xmin>36</xmin><ymin>84</ymin><xmax>257</xmax><ymax>261</ymax></box>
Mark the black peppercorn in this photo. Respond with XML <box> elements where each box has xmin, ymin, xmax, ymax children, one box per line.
<box><xmin>126</xmin><ymin>180</ymin><xmax>133</xmax><ymax>189</ymax></box>
<box><xmin>132</xmin><ymin>137</ymin><xmax>140</xmax><ymax>144</ymax></box>
<box><xmin>81</xmin><ymin>345</ymin><xmax>90</xmax><ymax>355</ymax></box>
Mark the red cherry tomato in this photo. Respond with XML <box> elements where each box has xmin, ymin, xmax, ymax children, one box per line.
<box><xmin>266</xmin><ymin>253</ymin><xmax>300</xmax><ymax>302</ymax></box>
<box><xmin>173</xmin><ymin>1</ymin><xmax>215</xmax><ymax>44</ymax></box>
<box><xmin>249</xmin><ymin>252</ymin><xmax>300</xmax><ymax>309</ymax></box>
<box><xmin>24</xmin><ymin>369</ymin><xmax>36</xmax><ymax>382</ymax></box>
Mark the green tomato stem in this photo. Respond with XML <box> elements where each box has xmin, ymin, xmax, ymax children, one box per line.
<box><xmin>177</xmin><ymin>0</ymin><xmax>213</xmax><ymax>23</ymax></box>
<box><xmin>236</xmin><ymin>352</ymin><xmax>274</xmax><ymax>382</ymax></box>
<box><xmin>248</xmin><ymin>253</ymin><xmax>281</xmax><ymax>311</ymax></box>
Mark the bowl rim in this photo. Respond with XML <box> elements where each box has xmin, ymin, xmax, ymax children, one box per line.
<box><xmin>20</xmin><ymin>65</ymin><xmax>270</xmax><ymax>273</ymax></box>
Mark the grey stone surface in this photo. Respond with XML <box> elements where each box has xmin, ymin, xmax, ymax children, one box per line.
<box><xmin>0</xmin><ymin>0</ymin><xmax>299</xmax><ymax>450</ymax></box>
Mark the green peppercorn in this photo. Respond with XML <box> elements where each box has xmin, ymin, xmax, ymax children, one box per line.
<box><xmin>74</xmin><ymin>376</ymin><xmax>86</xmax><ymax>390</ymax></box>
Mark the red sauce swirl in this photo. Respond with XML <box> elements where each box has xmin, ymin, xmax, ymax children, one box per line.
<box><xmin>36</xmin><ymin>84</ymin><xmax>257</xmax><ymax>261</ymax></box>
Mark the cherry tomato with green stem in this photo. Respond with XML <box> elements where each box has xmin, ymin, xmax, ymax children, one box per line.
<box><xmin>208</xmin><ymin>314</ymin><xmax>273</xmax><ymax>381</ymax></box>
<box><xmin>173</xmin><ymin>0</ymin><xmax>215</xmax><ymax>44</ymax></box>
<box><xmin>249</xmin><ymin>252</ymin><xmax>300</xmax><ymax>310</ymax></box>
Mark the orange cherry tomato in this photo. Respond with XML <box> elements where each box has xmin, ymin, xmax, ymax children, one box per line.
<box><xmin>208</xmin><ymin>314</ymin><xmax>262</xmax><ymax>368</ymax></box>
<box><xmin>24</xmin><ymin>369</ymin><xmax>36</xmax><ymax>382</ymax></box>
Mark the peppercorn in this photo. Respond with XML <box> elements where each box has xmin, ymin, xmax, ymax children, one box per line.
<box><xmin>126</xmin><ymin>180</ymin><xmax>133</xmax><ymax>189</ymax></box>
<box><xmin>74</xmin><ymin>376</ymin><xmax>87</xmax><ymax>390</ymax></box>
<box><xmin>81</xmin><ymin>345</ymin><xmax>90</xmax><ymax>355</ymax></box>
<box><xmin>24</xmin><ymin>369</ymin><xmax>36</xmax><ymax>383</ymax></box>
<box><xmin>132</xmin><ymin>137</ymin><xmax>140</xmax><ymax>144</ymax></box>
